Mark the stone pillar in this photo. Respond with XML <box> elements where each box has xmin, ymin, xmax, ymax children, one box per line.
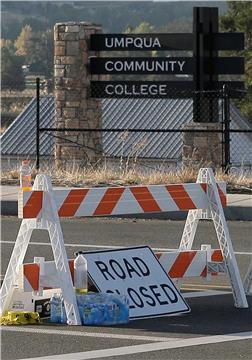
<box><xmin>182</xmin><ymin>122</ymin><xmax>222</xmax><ymax>168</ymax></box>
<box><xmin>54</xmin><ymin>22</ymin><xmax>102</xmax><ymax>166</ymax></box>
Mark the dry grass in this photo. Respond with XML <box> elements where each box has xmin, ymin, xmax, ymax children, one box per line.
<box><xmin>1</xmin><ymin>162</ymin><xmax>251</xmax><ymax>192</ymax></box>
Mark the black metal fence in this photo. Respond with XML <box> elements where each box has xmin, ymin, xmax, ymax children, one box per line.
<box><xmin>1</xmin><ymin>78</ymin><xmax>251</xmax><ymax>172</ymax></box>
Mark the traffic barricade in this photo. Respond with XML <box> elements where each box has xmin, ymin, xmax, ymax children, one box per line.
<box><xmin>0</xmin><ymin>168</ymin><xmax>248</xmax><ymax>325</ymax></box>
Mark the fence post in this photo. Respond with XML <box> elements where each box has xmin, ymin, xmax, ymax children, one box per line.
<box><xmin>223</xmin><ymin>85</ymin><xmax>231</xmax><ymax>174</ymax></box>
<box><xmin>36</xmin><ymin>77</ymin><xmax>40</xmax><ymax>170</ymax></box>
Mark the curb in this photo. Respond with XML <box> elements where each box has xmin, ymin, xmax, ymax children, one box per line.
<box><xmin>1</xmin><ymin>200</ymin><xmax>251</xmax><ymax>221</ymax></box>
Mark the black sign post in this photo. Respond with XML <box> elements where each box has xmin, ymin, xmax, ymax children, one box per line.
<box><xmin>193</xmin><ymin>7</ymin><xmax>218</xmax><ymax>123</ymax></box>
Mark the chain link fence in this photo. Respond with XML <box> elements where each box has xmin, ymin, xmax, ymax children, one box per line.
<box><xmin>1</xmin><ymin>78</ymin><xmax>252</xmax><ymax>172</ymax></box>
<box><xmin>229</xmin><ymin>89</ymin><xmax>252</xmax><ymax>168</ymax></box>
<box><xmin>1</xmin><ymin>78</ymin><xmax>52</xmax><ymax>133</ymax></box>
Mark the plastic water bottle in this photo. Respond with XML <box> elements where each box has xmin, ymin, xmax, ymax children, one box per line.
<box><xmin>103</xmin><ymin>294</ymin><xmax>129</xmax><ymax>325</ymax></box>
<box><xmin>60</xmin><ymin>298</ymin><xmax>67</xmax><ymax>324</ymax></box>
<box><xmin>76</xmin><ymin>293</ymin><xmax>129</xmax><ymax>326</ymax></box>
<box><xmin>20</xmin><ymin>160</ymin><xmax>32</xmax><ymax>191</ymax></box>
<box><xmin>50</xmin><ymin>293</ymin><xmax>62</xmax><ymax>323</ymax></box>
<box><xmin>74</xmin><ymin>252</ymin><xmax>88</xmax><ymax>294</ymax></box>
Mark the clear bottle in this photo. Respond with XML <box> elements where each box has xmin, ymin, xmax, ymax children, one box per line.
<box><xmin>74</xmin><ymin>252</ymin><xmax>88</xmax><ymax>294</ymax></box>
<box><xmin>20</xmin><ymin>160</ymin><xmax>32</xmax><ymax>191</ymax></box>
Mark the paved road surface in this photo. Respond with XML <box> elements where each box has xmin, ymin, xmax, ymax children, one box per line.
<box><xmin>1</xmin><ymin>217</ymin><xmax>252</xmax><ymax>360</ymax></box>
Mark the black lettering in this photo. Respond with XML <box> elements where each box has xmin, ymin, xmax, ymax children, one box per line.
<box><xmin>109</xmin><ymin>259</ymin><xmax>126</xmax><ymax>279</ymax></box>
<box><xmin>149</xmin><ymin>285</ymin><xmax>169</xmax><ymax>305</ymax></box>
<box><xmin>106</xmin><ymin>289</ymin><xmax>121</xmax><ymax>295</ymax></box>
<box><xmin>95</xmin><ymin>261</ymin><xmax>115</xmax><ymax>280</ymax></box>
<box><xmin>132</xmin><ymin>257</ymin><xmax>150</xmax><ymax>276</ymax></box>
<box><xmin>123</xmin><ymin>258</ymin><xmax>141</xmax><ymax>278</ymax></box>
<box><xmin>139</xmin><ymin>286</ymin><xmax>156</xmax><ymax>306</ymax></box>
<box><xmin>160</xmin><ymin>284</ymin><xmax>178</xmax><ymax>303</ymax></box>
<box><xmin>127</xmin><ymin>287</ymin><xmax>144</xmax><ymax>308</ymax></box>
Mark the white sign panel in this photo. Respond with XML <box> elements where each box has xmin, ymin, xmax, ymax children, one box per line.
<box><xmin>85</xmin><ymin>246</ymin><xmax>190</xmax><ymax>319</ymax></box>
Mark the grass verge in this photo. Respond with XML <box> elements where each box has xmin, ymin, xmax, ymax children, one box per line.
<box><xmin>1</xmin><ymin>162</ymin><xmax>251</xmax><ymax>193</ymax></box>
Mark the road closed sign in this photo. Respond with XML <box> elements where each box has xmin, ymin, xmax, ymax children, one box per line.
<box><xmin>84</xmin><ymin>246</ymin><xmax>190</xmax><ymax>319</ymax></box>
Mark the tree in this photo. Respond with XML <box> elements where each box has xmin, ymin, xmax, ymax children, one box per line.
<box><xmin>1</xmin><ymin>42</ymin><xmax>25</xmax><ymax>91</ymax></box>
<box><xmin>124</xmin><ymin>22</ymin><xmax>155</xmax><ymax>34</ymax></box>
<box><xmin>14</xmin><ymin>25</ymin><xmax>54</xmax><ymax>78</ymax></box>
<box><xmin>15</xmin><ymin>24</ymin><xmax>33</xmax><ymax>56</ymax></box>
<box><xmin>220</xmin><ymin>1</ymin><xmax>252</xmax><ymax>121</ymax></box>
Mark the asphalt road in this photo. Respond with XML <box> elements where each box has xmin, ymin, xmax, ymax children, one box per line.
<box><xmin>1</xmin><ymin>217</ymin><xmax>252</xmax><ymax>360</ymax></box>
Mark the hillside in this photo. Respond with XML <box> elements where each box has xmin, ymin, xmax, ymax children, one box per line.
<box><xmin>2</xmin><ymin>1</ymin><xmax>227</xmax><ymax>39</ymax></box>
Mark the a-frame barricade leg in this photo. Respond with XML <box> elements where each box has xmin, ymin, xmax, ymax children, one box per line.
<box><xmin>179</xmin><ymin>168</ymin><xmax>248</xmax><ymax>308</ymax></box>
<box><xmin>0</xmin><ymin>219</ymin><xmax>33</xmax><ymax>316</ymax></box>
<box><xmin>0</xmin><ymin>174</ymin><xmax>81</xmax><ymax>324</ymax></box>
<box><xmin>243</xmin><ymin>257</ymin><xmax>252</xmax><ymax>295</ymax></box>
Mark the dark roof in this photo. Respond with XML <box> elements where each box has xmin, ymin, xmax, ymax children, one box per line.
<box><xmin>1</xmin><ymin>96</ymin><xmax>251</xmax><ymax>164</ymax></box>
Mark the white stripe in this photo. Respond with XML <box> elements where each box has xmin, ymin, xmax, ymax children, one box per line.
<box><xmin>147</xmin><ymin>185</ymin><xmax>178</xmax><ymax>212</ymax></box>
<box><xmin>233</xmin><ymin>251</ymin><xmax>252</xmax><ymax>255</ymax></box>
<box><xmin>182</xmin><ymin>283</ymin><xmax>232</xmax><ymax>290</ymax></box>
<box><xmin>157</xmin><ymin>252</ymin><xmax>178</xmax><ymax>273</ymax></box>
<box><xmin>183</xmin><ymin>250</ymin><xmax>205</xmax><ymax>277</ymax></box>
<box><xmin>183</xmin><ymin>290</ymin><xmax>231</xmax><ymax>298</ymax></box>
<box><xmin>1</xmin><ymin>241</ymin><xmax>251</xmax><ymax>255</ymax></box>
<box><xmin>53</xmin><ymin>190</ymin><xmax>71</xmax><ymax>211</ymax></box>
<box><xmin>1</xmin><ymin>326</ymin><xmax>178</xmax><ymax>343</ymax></box>
<box><xmin>75</xmin><ymin>188</ymin><xmax>106</xmax><ymax>217</ymax></box>
<box><xmin>17</xmin><ymin>331</ymin><xmax>252</xmax><ymax>360</ymax></box>
<box><xmin>112</xmin><ymin>188</ymin><xmax>143</xmax><ymax>215</ymax></box>
<box><xmin>184</xmin><ymin>183</ymin><xmax>207</xmax><ymax>209</ymax></box>
<box><xmin>22</xmin><ymin>191</ymin><xmax>30</xmax><ymax>207</ymax></box>
<box><xmin>23</xmin><ymin>277</ymin><xmax>33</xmax><ymax>292</ymax></box>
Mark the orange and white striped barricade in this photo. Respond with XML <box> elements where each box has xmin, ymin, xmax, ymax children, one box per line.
<box><xmin>0</xmin><ymin>168</ymin><xmax>248</xmax><ymax>324</ymax></box>
<box><xmin>0</xmin><ymin>175</ymin><xmax>81</xmax><ymax>325</ymax></box>
<box><xmin>19</xmin><ymin>245</ymin><xmax>225</xmax><ymax>294</ymax></box>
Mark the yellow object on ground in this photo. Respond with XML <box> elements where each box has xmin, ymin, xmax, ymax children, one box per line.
<box><xmin>0</xmin><ymin>311</ymin><xmax>40</xmax><ymax>325</ymax></box>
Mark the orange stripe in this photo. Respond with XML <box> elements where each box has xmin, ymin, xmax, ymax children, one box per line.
<box><xmin>200</xmin><ymin>266</ymin><xmax>207</xmax><ymax>277</ymax></box>
<box><xmin>211</xmin><ymin>249</ymin><xmax>223</xmax><ymax>262</ymax></box>
<box><xmin>200</xmin><ymin>183</ymin><xmax>207</xmax><ymax>193</ymax></box>
<box><xmin>24</xmin><ymin>264</ymin><xmax>39</xmax><ymax>291</ymax></box>
<box><xmin>155</xmin><ymin>252</ymin><xmax>162</xmax><ymax>260</ymax></box>
<box><xmin>130</xmin><ymin>187</ymin><xmax>161</xmax><ymax>212</ymax></box>
<box><xmin>68</xmin><ymin>259</ymin><xmax>74</xmax><ymax>282</ymax></box>
<box><xmin>58</xmin><ymin>189</ymin><xmax>89</xmax><ymax>217</ymax></box>
<box><xmin>166</xmin><ymin>185</ymin><xmax>196</xmax><ymax>210</ymax></box>
<box><xmin>168</xmin><ymin>251</ymin><xmax>197</xmax><ymax>278</ymax></box>
<box><xmin>23</xmin><ymin>191</ymin><xmax>43</xmax><ymax>218</ymax></box>
<box><xmin>94</xmin><ymin>188</ymin><xmax>125</xmax><ymax>216</ymax></box>
<box><xmin>217</xmin><ymin>185</ymin><xmax>226</xmax><ymax>207</ymax></box>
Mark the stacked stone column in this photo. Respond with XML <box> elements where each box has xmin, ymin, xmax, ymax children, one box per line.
<box><xmin>54</xmin><ymin>22</ymin><xmax>102</xmax><ymax>166</ymax></box>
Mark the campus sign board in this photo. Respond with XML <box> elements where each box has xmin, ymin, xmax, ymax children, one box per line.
<box><xmin>89</xmin><ymin>8</ymin><xmax>245</xmax><ymax>101</ymax></box>
<box><xmin>90</xmin><ymin>57</ymin><xmax>244</xmax><ymax>75</ymax></box>
<box><xmin>90</xmin><ymin>33</ymin><xmax>194</xmax><ymax>51</ymax></box>
<box><xmin>84</xmin><ymin>246</ymin><xmax>190</xmax><ymax>319</ymax></box>
<box><xmin>90</xmin><ymin>33</ymin><xmax>244</xmax><ymax>52</ymax></box>
<box><xmin>90</xmin><ymin>80</ymin><xmax>244</xmax><ymax>99</ymax></box>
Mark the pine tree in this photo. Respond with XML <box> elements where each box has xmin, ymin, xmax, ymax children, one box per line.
<box><xmin>220</xmin><ymin>1</ymin><xmax>252</xmax><ymax>121</ymax></box>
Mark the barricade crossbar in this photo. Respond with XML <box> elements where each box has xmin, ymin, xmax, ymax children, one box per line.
<box><xmin>20</xmin><ymin>248</ymin><xmax>225</xmax><ymax>293</ymax></box>
<box><xmin>18</xmin><ymin>182</ymin><xmax>226</xmax><ymax>219</ymax></box>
